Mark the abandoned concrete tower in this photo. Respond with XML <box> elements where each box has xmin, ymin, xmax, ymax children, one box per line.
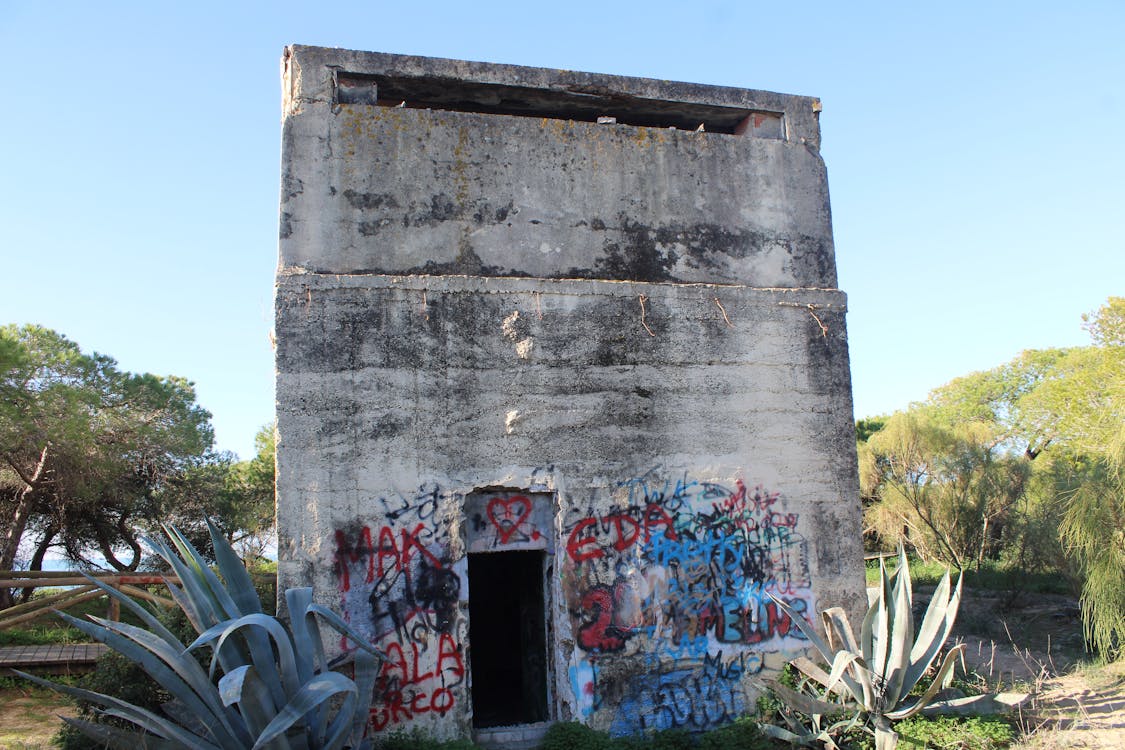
<box><xmin>275</xmin><ymin>45</ymin><xmax>863</xmax><ymax>742</ymax></box>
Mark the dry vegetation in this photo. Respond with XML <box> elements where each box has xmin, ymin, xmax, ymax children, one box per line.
<box><xmin>0</xmin><ymin>682</ymin><xmax>75</xmax><ymax>750</ymax></box>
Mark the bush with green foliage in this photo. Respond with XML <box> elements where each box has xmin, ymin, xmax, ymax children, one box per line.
<box><xmin>53</xmin><ymin>649</ymin><xmax>174</xmax><ymax>750</ymax></box>
<box><xmin>893</xmin><ymin>715</ymin><xmax>1014</xmax><ymax>749</ymax></box>
<box><xmin>696</xmin><ymin>717</ymin><xmax>772</xmax><ymax>750</ymax></box>
<box><xmin>540</xmin><ymin>721</ymin><xmax>612</xmax><ymax>750</ymax></box>
<box><xmin>862</xmin><ymin>556</ymin><xmax>1072</xmax><ymax>596</ymax></box>
<box><xmin>646</xmin><ymin>729</ymin><xmax>694</xmax><ymax>750</ymax></box>
<box><xmin>19</xmin><ymin>521</ymin><xmax>380</xmax><ymax>749</ymax></box>
<box><xmin>370</xmin><ymin>728</ymin><xmax>481</xmax><ymax>750</ymax></box>
<box><xmin>539</xmin><ymin>719</ymin><xmax>772</xmax><ymax>750</ymax></box>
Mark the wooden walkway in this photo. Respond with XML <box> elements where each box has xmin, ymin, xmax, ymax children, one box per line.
<box><xmin>0</xmin><ymin>643</ymin><xmax>108</xmax><ymax>676</ymax></box>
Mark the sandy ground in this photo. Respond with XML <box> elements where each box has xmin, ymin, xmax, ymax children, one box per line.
<box><xmin>1013</xmin><ymin>662</ymin><xmax>1125</xmax><ymax>750</ymax></box>
<box><xmin>951</xmin><ymin>589</ymin><xmax>1125</xmax><ymax>750</ymax></box>
<box><xmin>0</xmin><ymin>684</ymin><xmax>76</xmax><ymax>750</ymax></box>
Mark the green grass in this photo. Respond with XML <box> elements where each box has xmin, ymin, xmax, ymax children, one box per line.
<box><xmin>0</xmin><ymin>620</ymin><xmax>92</xmax><ymax>646</ymax></box>
<box><xmin>373</xmin><ymin>728</ymin><xmax>484</xmax><ymax>750</ymax></box>
<box><xmin>895</xmin><ymin>715</ymin><xmax>1015</xmax><ymax>749</ymax></box>
<box><xmin>537</xmin><ymin>721</ymin><xmax>774</xmax><ymax>750</ymax></box>
<box><xmin>864</xmin><ymin>556</ymin><xmax>1072</xmax><ymax>595</ymax></box>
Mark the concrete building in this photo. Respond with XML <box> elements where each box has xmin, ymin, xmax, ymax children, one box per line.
<box><xmin>275</xmin><ymin>45</ymin><xmax>863</xmax><ymax>744</ymax></box>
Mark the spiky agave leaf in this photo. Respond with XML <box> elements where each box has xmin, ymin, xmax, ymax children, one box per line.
<box><xmin>16</xmin><ymin>671</ymin><xmax>224</xmax><ymax>749</ymax></box>
<box><xmin>759</xmin><ymin>722</ymin><xmax>817</xmax><ymax>746</ymax></box>
<box><xmin>766</xmin><ymin>680</ymin><xmax>851</xmax><ymax>718</ymax></box>
<box><xmin>156</xmin><ymin>528</ymin><xmax>238</xmax><ymax>622</ymax></box>
<box><xmin>789</xmin><ymin>656</ymin><xmax>850</xmax><ymax>698</ymax></box>
<box><xmin>881</xmin><ymin>553</ymin><xmax>915</xmax><ymax>707</ymax></box>
<box><xmin>758</xmin><ymin>681</ymin><xmax>858</xmax><ymax>750</ymax></box>
<box><xmin>348</xmin><ymin>647</ymin><xmax>379</xmax><ymax>750</ymax></box>
<box><xmin>770</xmin><ymin>593</ymin><xmax>867</xmax><ymax>703</ymax></box>
<box><xmin>758</xmin><ymin>722</ymin><xmax>822</xmax><ymax>747</ymax></box>
<box><xmin>902</xmin><ymin>570</ymin><xmax>963</xmax><ymax>691</ymax></box>
<box><xmin>305</xmin><ymin>601</ymin><xmax>385</xmax><ymax>659</ymax></box>
<box><xmin>299</xmin><ymin>594</ymin><xmax>387</xmax><ymax>749</ymax></box>
<box><xmin>769</xmin><ymin>550</ymin><xmax>984</xmax><ymax>750</ymax></box>
<box><xmin>884</xmin><ymin>643</ymin><xmax>967</xmax><ymax>721</ymax></box>
<box><xmin>160</xmin><ymin>528</ymin><xmax>291</xmax><ymax>713</ymax></box>
<box><xmin>59</xmin><ymin>716</ymin><xmax>181</xmax><ymax>750</ymax></box>
<box><xmin>283</xmin><ymin>587</ymin><xmax>328</xmax><ymax>746</ymax></box>
<box><xmin>75</xmin><ymin>572</ymin><xmax>183</xmax><ymax>649</ymax></box>
<box><xmin>873</xmin><ymin>721</ymin><xmax>898</xmax><ymax>750</ymax></box>
<box><xmin>871</xmin><ymin>556</ymin><xmax>895</xmax><ymax>687</ymax></box>
<box><xmin>219</xmin><ymin>661</ymin><xmax>282</xmax><ymax>743</ymax></box>
<box><xmin>207</xmin><ymin>519</ymin><xmax>265</xmax><ymax>616</ymax></box>
<box><xmin>82</xmin><ymin>614</ymin><xmax>251</xmax><ymax>746</ymax></box>
<box><xmin>250</xmin><ymin>672</ymin><xmax>359</xmax><ymax>750</ymax></box>
<box><xmin>21</xmin><ymin>523</ymin><xmax>392</xmax><ymax>750</ymax></box>
<box><xmin>821</xmin><ymin>607</ymin><xmax>874</xmax><ymax>707</ymax></box>
<box><xmin>191</xmin><ymin>613</ymin><xmax>302</xmax><ymax>702</ymax></box>
<box><xmin>50</xmin><ymin>610</ymin><xmax>247</xmax><ymax>747</ymax></box>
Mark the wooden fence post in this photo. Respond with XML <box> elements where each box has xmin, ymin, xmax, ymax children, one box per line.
<box><xmin>106</xmin><ymin>578</ymin><xmax>121</xmax><ymax>622</ymax></box>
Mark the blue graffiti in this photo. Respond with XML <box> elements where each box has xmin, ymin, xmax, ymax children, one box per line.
<box><xmin>609</xmin><ymin>663</ymin><xmax>748</xmax><ymax>735</ymax></box>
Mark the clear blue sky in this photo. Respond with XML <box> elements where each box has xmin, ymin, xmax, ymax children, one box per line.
<box><xmin>2</xmin><ymin>1</ymin><xmax>1121</xmax><ymax>459</ymax></box>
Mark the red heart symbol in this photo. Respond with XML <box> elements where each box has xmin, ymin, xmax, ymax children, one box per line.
<box><xmin>486</xmin><ymin>495</ymin><xmax>532</xmax><ymax>544</ymax></box>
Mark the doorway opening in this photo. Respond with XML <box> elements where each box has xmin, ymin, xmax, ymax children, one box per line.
<box><xmin>468</xmin><ymin>550</ymin><xmax>549</xmax><ymax>728</ymax></box>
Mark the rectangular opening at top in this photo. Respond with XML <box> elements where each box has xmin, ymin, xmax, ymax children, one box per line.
<box><xmin>335</xmin><ymin>73</ymin><xmax>783</xmax><ymax>137</ymax></box>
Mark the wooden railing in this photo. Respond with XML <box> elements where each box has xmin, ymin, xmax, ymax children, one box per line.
<box><xmin>0</xmin><ymin>570</ymin><xmax>180</xmax><ymax>631</ymax></box>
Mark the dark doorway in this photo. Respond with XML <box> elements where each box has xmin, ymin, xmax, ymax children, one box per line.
<box><xmin>468</xmin><ymin>551</ymin><xmax>549</xmax><ymax>727</ymax></box>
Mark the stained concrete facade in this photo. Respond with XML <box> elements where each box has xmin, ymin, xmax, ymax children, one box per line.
<box><xmin>275</xmin><ymin>45</ymin><xmax>863</xmax><ymax>742</ymax></box>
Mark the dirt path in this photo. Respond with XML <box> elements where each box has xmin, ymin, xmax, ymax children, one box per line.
<box><xmin>0</xmin><ymin>685</ymin><xmax>75</xmax><ymax>750</ymax></box>
<box><xmin>948</xmin><ymin>590</ymin><xmax>1125</xmax><ymax>749</ymax></box>
<box><xmin>1013</xmin><ymin>662</ymin><xmax>1125</xmax><ymax>749</ymax></box>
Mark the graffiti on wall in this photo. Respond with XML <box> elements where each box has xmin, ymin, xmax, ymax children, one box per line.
<box><xmin>331</xmin><ymin>485</ymin><xmax>466</xmax><ymax>731</ymax></box>
<box><xmin>327</xmin><ymin>470</ymin><xmax>812</xmax><ymax>735</ymax></box>
<box><xmin>465</xmin><ymin>491</ymin><xmax>552</xmax><ymax>552</ymax></box>
<box><xmin>562</xmin><ymin>470</ymin><xmax>813</xmax><ymax>734</ymax></box>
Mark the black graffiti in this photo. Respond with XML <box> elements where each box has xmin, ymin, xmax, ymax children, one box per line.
<box><xmin>368</xmin><ymin>558</ymin><xmax>460</xmax><ymax>641</ymax></box>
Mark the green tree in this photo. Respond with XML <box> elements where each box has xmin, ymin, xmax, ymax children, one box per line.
<box><xmin>158</xmin><ymin>423</ymin><xmax>276</xmax><ymax>559</ymax></box>
<box><xmin>223</xmin><ymin>422</ymin><xmax>277</xmax><ymax>550</ymax></box>
<box><xmin>0</xmin><ymin>325</ymin><xmax>213</xmax><ymax>607</ymax></box>
<box><xmin>856</xmin><ymin>416</ymin><xmax>887</xmax><ymax>445</ymax></box>
<box><xmin>861</xmin><ymin>297</ymin><xmax>1125</xmax><ymax>656</ymax></box>
<box><xmin>861</xmin><ymin>409</ymin><xmax>1028</xmax><ymax>568</ymax></box>
<box><xmin>1054</xmin><ymin>298</ymin><xmax>1125</xmax><ymax>656</ymax></box>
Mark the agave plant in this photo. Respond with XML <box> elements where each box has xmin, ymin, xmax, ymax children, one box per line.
<box><xmin>19</xmin><ymin>522</ymin><xmax>383</xmax><ymax>750</ymax></box>
<box><xmin>761</xmin><ymin>549</ymin><xmax>968</xmax><ymax>750</ymax></box>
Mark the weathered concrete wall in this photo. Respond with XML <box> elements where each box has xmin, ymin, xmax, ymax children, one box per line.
<box><xmin>276</xmin><ymin>45</ymin><xmax>863</xmax><ymax>741</ymax></box>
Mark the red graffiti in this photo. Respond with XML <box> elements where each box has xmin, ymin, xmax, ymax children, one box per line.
<box><xmin>370</xmin><ymin>632</ymin><xmax>464</xmax><ymax>731</ymax></box>
<box><xmin>576</xmin><ymin>582</ymin><xmax>642</xmax><ymax>653</ymax></box>
<box><xmin>610</xmin><ymin>513</ymin><xmax>640</xmax><ymax>551</ymax></box>
<box><xmin>379</xmin><ymin>633</ymin><xmax>464</xmax><ymax>687</ymax></box>
<box><xmin>370</xmin><ymin>687</ymin><xmax>456</xmax><ymax>731</ymax></box>
<box><xmin>333</xmin><ymin>524</ymin><xmax>443</xmax><ymax>593</ymax></box>
<box><xmin>567</xmin><ymin>518</ymin><xmax>601</xmax><ymax>562</ymax></box>
<box><xmin>712</xmin><ymin>480</ymin><xmax>782</xmax><ymax>519</ymax></box>
<box><xmin>768</xmin><ymin>511</ymin><xmax>799</xmax><ymax>529</ymax></box>
<box><xmin>334</xmin><ymin>527</ymin><xmax>373</xmax><ymax>592</ymax></box>
<box><xmin>486</xmin><ymin>495</ymin><xmax>532</xmax><ymax>544</ymax></box>
<box><xmin>578</xmin><ymin>588</ymin><xmax>626</xmax><ymax>652</ymax></box>
<box><xmin>566</xmin><ymin>504</ymin><xmax>679</xmax><ymax>563</ymax></box>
